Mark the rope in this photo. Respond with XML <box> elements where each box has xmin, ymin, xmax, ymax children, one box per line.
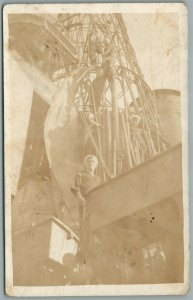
<box><xmin>147</xmin><ymin>14</ymin><xmax>161</xmax><ymax>153</ymax></box>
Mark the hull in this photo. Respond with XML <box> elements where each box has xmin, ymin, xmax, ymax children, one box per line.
<box><xmin>86</xmin><ymin>144</ymin><xmax>182</xmax><ymax>230</ymax></box>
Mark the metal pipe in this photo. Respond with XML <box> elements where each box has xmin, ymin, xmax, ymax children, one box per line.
<box><xmin>120</xmin><ymin>112</ymin><xmax>133</xmax><ymax>169</ymax></box>
<box><xmin>106</xmin><ymin>109</ymin><xmax>112</xmax><ymax>175</ymax></box>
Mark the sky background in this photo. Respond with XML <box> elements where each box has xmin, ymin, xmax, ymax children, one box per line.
<box><xmin>123</xmin><ymin>13</ymin><xmax>180</xmax><ymax>92</ymax></box>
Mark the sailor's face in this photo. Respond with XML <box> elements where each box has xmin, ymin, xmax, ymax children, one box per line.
<box><xmin>131</xmin><ymin>118</ymin><xmax>139</xmax><ymax>127</ymax></box>
<box><xmin>85</xmin><ymin>158</ymin><xmax>97</xmax><ymax>172</ymax></box>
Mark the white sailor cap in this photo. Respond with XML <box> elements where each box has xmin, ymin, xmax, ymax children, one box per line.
<box><xmin>83</xmin><ymin>155</ymin><xmax>98</xmax><ymax>166</ymax></box>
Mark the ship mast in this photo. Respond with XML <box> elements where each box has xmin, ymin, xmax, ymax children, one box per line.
<box><xmin>9</xmin><ymin>13</ymin><xmax>169</xmax><ymax>182</ymax></box>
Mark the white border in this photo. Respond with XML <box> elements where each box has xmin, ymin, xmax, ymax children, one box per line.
<box><xmin>4</xmin><ymin>3</ymin><xmax>189</xmax><ymax>296</ymax></box>
<box><xmin>3</xmin><ymin>3</ymin><xmax>188</xmax><ymax>14</ymax></box>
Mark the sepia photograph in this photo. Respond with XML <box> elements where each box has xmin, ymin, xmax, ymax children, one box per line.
<box><xmin>4</xmin><ymin>3</ymin><xmax>189</xmax><ymax>296</ymax></box>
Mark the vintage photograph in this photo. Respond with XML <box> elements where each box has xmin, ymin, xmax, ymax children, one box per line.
<box><xmin>4</xmin><ymin>3</ymin><xmax>188</xmax><ymax>296</ymax></box>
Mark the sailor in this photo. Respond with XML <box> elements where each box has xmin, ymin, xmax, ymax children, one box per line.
<box><xmin>130</xmin><ymin>115</ymin><xmax>146</xmax><ymax>162</ymax></box>
<box><xmin>91</xmin><ymin>67</ymin><xmax>106</xmax><ymax>110</ymax></box>
<box><xmin>87</xmin><ymin>112</ymin><xmax>101</xmax><ymax>128</ymax></box>
<box><xmin>83</xmin><ymin>112</ymin><xmax>101</xmax><ymax>147</ymax></box>
<box><xmin>102</xmin><ymin>37</ymin><xmax>117</xmax><ymax>110</ymax></box>
<box><xmin>71</xmin><ymin>155</ymin><xmax>101</xmax><ymax>260</ymax></box>
<box><xmin>102</xmin><ymin>36</ymin><xmax>116</xmax><ymax>81</ymax></box>
<box><xmin>88</xmin><ymin>32</ymin><xmax>102</xmax><ymax>66</ymax></box>
<box><xmin>130</xmin><ymin>115</ymin><xmax>144</xmax><ymax>142</ymax></box>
